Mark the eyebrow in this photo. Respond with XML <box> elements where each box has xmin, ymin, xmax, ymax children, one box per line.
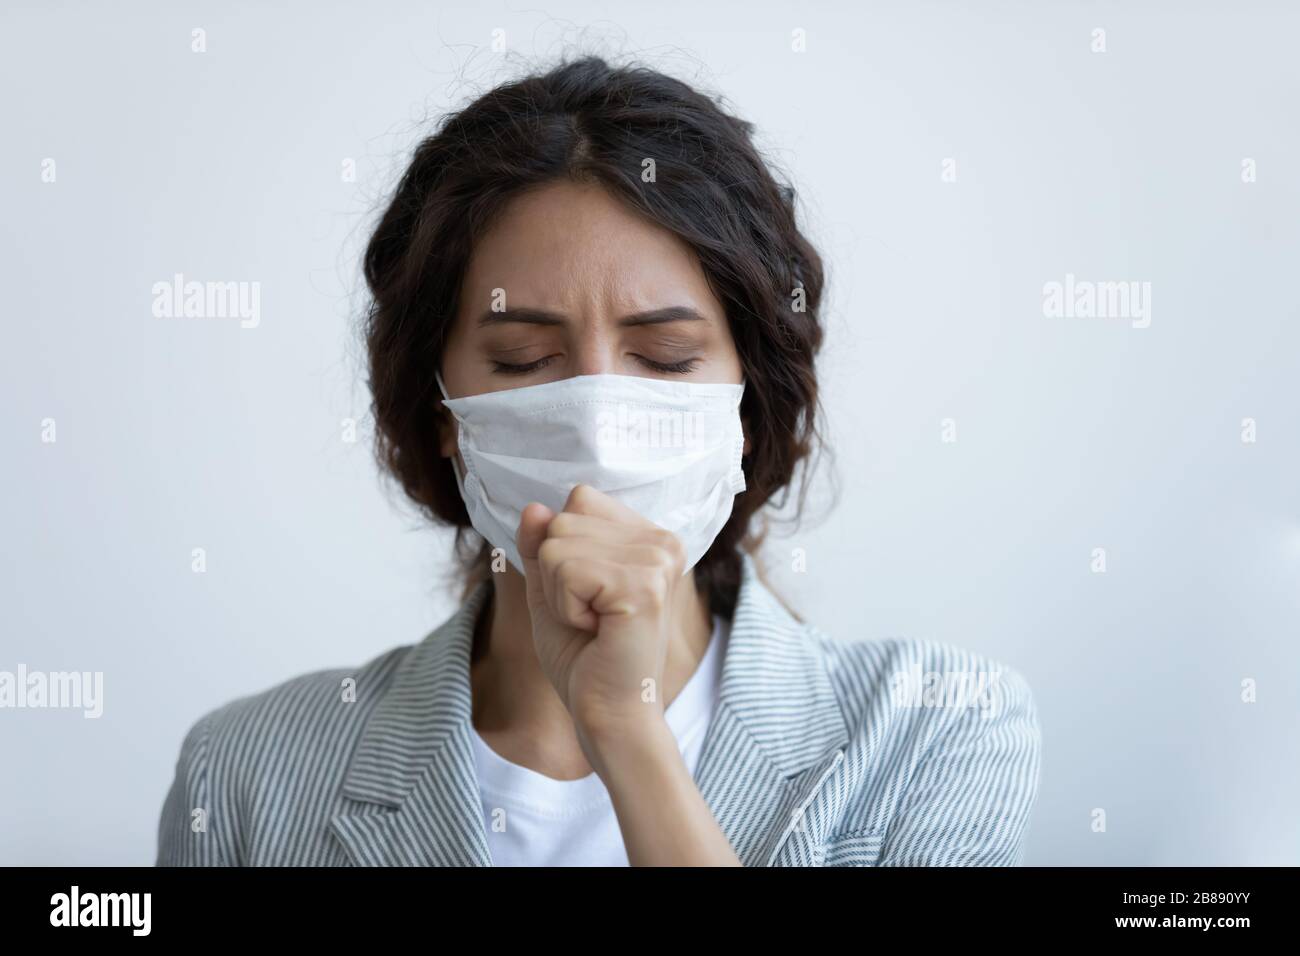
<box><xmin>475</xmin><ymin>306</ymin><xmax>708</xmax><ymax>328</ymax></box>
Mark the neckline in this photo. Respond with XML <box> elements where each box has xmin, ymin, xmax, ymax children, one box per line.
<box><xmin>471</xmin><ymin>614</ymin><xmax>728</xmax><ymax>813</ymax></box>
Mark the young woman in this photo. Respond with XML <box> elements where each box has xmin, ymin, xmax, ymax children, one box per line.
<box><xmin>157</xmin><ymin>55</ymin><xmax>1041</xmax><ymax>867</ymax></box>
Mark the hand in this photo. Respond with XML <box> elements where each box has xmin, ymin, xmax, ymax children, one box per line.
<box><xmin>515</xmin><ymin>484</ymin><xmax>689</xmax><ymax>751</ymax></box>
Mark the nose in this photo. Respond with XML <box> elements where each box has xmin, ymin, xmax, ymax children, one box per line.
<box><xmin>570</xmin><ymin>328</ymin><xmax>617</xmax><ymax>377</ymax></box>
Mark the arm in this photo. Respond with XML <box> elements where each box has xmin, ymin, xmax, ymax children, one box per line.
<box><xmin>585</xmin><ymin>715</ymin><xmax>741</xmax><ymax>867</ymax></box>
<box><xmin>875</xmin><ymin>667</ymin><xmax>1042</xmax><ymax>866</ymax></box>
<box><xmin>516</xmin><ymin>484</ymin><xmax>741</xmax><ymax>866</ymax></box>
<box><xmin>156</xmin><ymin>712</ymin><xmax>232</xmax><ymax>866</ymax></box>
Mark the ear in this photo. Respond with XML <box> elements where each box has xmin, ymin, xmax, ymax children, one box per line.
<box><xmin>741</xmin><ymin>415</ymin><xmax>752</xmax><ymax>458</ymax></box>
<box><xmin>437</xmin><ymin>402</ymin><xmax>458</xmax><ymax>458</ymax></box>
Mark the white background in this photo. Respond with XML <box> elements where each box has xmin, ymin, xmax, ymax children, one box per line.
<box><xmin>2</xmin><ymin>0</ymin><xmax>1297</xmax><ymax>865</ymax></box>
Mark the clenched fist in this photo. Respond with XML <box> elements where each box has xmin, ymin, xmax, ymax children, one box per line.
<box><xmin>515</xmin><ymin>483</ymin><xmax>690</xmax><ymax>748</ymax></box>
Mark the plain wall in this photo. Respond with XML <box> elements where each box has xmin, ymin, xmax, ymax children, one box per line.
<box><xmin>1</xmin><ymin>0</ymin><xmax>1297</xmax><ymax>865</ymax></box>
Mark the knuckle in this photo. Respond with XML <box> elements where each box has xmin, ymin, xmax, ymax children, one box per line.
<box><xmin>622</xmin><ymin>564</ymin><xmax>669</xmax><ymax>610</ymax></box>
<box><xmin>636</xmin><ymin>578</ymin><xmax>669</xmax><ymax>611</ymax></box>
<box><xmin>537</xmin><ymin>537</ymin><xmax>564</xmax><ymax>566</ymax></box>
<box><xmin>652</xmin><ymin>529</ymin><xmax>685</xmax><ymax>567</ymax></box>
<box><xmin>554</xmin><ymin>556</ymin><xmax>581</xmax><ymax>585</ymax></box>
<box><xmin>548</xmin><ymin>512</ymin><xmax>578</xmax><ymax>537</ymax></box>
<box><xmin>566</xmin><ymin>483</ymin><xmax>596</xmax><ymax>512</ymax></box>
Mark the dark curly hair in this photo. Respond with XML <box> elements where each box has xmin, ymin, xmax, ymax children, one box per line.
<box><xmin>363</xmin><ymin>54</ymin><xmax>827</xmax><ymax>620</ymax></box>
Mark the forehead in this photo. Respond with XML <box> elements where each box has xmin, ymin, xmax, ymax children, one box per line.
<box><xmin>458</xmin><ymin>179</ymin><xmax>724</xmax><ymax>322</ymax></box>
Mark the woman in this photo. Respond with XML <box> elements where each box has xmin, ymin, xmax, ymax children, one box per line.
<box><xmin>157</xmin><ymin>55</ymin><xmax>1041</xmax><ymax>867</ymax></box>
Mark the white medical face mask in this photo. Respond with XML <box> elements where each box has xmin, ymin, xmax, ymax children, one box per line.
<box><xmin>437</xmin><ymin>372</ymin><xmax>747</xmax><ymax>575</ymax></box>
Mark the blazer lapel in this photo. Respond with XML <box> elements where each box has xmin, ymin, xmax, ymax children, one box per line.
<box><xmin>330</xmin><ymin>552</ymin><xmax>849</xmax><ymax>867</ymax></box>
<box><xmin>329</xmin><ymin>580</ymin><xmax>495</xmax><ymax>866</ymax></box>
<box><xmin>692</xmin><ymin>554</ymin><xmax>851</xmax><ymax>865</ymax></box>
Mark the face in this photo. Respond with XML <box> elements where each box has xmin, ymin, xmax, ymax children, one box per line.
<box><xmin>437</xmin><ymin>179</ymin><xmax>745</xmax><ymax>457</ymax></box>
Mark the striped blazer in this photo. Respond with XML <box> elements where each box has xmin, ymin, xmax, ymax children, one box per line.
<box><xmin>156</xmin><ymin>554</ymin><xmax>1041</xmax><ymax>866</ymax></box>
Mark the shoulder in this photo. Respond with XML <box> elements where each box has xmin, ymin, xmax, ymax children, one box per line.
<box><xmin>157</xmin><ymin>642</ymin><xmax>414</xmax><ymax>865</ymax></box>
<box><xmin>176</xmin><ymin>642</ymin><xmax>411</xmax><ymax>769</ymax></box>
<box><xmin>811</xmin><ymin>631</ymin><xmax>1039</xmax><ymax>738</ymax></box>
<box><xmin>806</xmin><ymin>629</ymin><xmax>1042</xmax><ymax>863</ymax></box>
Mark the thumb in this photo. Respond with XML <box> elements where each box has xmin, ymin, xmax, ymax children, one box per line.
<box><xmin>516</xmin><ymin>502</ymin><xmax>555</xmax><ymax>608</ymax></box>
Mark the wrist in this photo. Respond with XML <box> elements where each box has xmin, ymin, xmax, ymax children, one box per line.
<box><xmin>577</xmin><ymin>707</ymin><xmax>676</xmax><ymax>779</ymax></box>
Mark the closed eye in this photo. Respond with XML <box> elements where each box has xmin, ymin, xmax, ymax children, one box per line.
<box><xmin>489</xmin><ymin>355</ymin><xmax>702</xmax><ymax>375</ymax></box>
<box><xmin>490</xmin><ymin>355</ymin><xmax>557</xmax><ymax>375</ymax></box>
<box><xmin>634</xmin><ymin>355</ymin><xmax>701</xmax><ymax>374</ymax></box>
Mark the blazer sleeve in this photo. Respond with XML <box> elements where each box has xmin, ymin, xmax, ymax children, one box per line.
<box><xmin>875</xmin><ymin>666</ymin><xmax>1042</xmax><ymax>866</ymax></box>
<box><xmin>156</xmin><ymin>711</ymin><xmax>233</xmax><ymax>866</ymax></box>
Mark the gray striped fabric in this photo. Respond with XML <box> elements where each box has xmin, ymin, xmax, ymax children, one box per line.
<box><xmin>157</xmin><ymin>553</ymin><xmax>1041</xmax><ymax>866</ymax></box>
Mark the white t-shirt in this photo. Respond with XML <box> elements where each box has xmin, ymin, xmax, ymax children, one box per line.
<box><xmin>472</xmin><ymin>614</ymin><xmax>729</xmax><ymax>866</ymax></box>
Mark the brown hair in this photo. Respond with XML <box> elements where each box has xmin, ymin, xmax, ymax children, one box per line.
<box><xmin>363</xmin><ymin>55</ymin><xmax>827</xmax><ymax>619</ymax></box>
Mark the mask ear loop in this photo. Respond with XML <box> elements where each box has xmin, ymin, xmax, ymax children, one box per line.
<box><xmin>732</xmin><ymin>376</ymin><xmax>749</xmax><ymax>490</ymax></box>
<box><xmin>433</xmin><ymin>369</ymin><xmax>468</xmax><ymax>483</ymax></box>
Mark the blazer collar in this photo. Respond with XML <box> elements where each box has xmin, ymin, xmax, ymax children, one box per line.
<box><xmin>330</xmin><ymin>553</ymin><xmax>849</xmax><ymax>866</ymax></box>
